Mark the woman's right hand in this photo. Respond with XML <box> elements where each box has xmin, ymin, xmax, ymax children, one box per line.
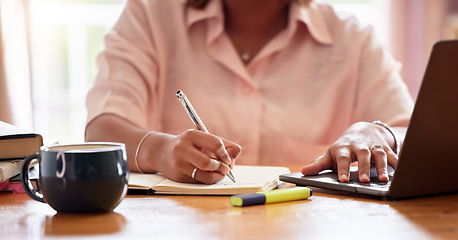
<box><xmin>85</xmin><ymin>115</ymin><xmax>242</xmax><ymax>185</ymax></box>
<box><xmin>142</xmin><ymin>129</ymin><xmax>242</xmax><ymax>184</ymax></box>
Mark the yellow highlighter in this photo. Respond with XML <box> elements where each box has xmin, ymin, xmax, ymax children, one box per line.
<box><xmin>230</xmin><ymin>187</ymin><xmax>312</xmax><ymax>207</ymax></box>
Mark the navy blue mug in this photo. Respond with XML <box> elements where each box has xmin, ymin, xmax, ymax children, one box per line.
<box><xmin>21</xmin><ymin>142</ymin><xmax>129</xmax><ymax>213</ymax></box>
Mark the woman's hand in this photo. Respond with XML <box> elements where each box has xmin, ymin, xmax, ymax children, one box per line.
<box><xmin>152</xmin><ymin>129</ymin><xmax>242</xmax><ymax>184</ymax></box>
<box><xmin>86</xmin><ymin>115</ymin><xmax>242</xmax><ymax>185</ymax></box>
<box><xmin>301</xmin><ymin>122</ymin><xmax>400</xmax><ymax>183</ymax></box>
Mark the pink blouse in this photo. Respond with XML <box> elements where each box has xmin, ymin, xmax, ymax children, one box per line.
<box><xmin>86</xmin><ymin>0</ymin><xmax>414</xmax><ymax>165</ymax></box>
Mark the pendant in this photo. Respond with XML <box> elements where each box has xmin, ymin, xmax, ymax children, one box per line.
<box><xmin>241</xmin><ymin>49</ymin><xmax>250</xmax><ymax>62</ymax></box>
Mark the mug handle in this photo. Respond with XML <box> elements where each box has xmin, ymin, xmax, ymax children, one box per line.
<box><xmin>21</xmin><ymin>154</ymin><xmax>45</xmax><ymax>203</ymax></box>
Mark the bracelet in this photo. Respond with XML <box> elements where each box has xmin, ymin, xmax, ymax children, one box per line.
<box><xmin>135</xmin><ymin>131</ymin><xmax>154</xmax><ymax>174</ymax></box>
<box><xmin>372</xmin><ymin>120</ymin><xmax>400</xmax><ymax>155</ymax></box>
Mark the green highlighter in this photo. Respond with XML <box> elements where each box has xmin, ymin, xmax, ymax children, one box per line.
<box><xmin>230</xmin><ymin>187</ymin><xmax>312</xmax><ymax>207</ymax></box>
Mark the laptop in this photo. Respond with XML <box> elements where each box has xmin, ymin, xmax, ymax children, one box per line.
<box><xmin>280</xmin><ymin>39</ymin><xmax>458</xmax><ymax>199</ymax></box>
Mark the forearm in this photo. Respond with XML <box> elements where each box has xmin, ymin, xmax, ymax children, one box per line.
<box><xmin>85</xmin><ymin>114</ymin><xmax>170</xmax><ymax>173</ymax></box>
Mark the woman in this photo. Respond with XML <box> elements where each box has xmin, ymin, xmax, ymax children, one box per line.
<box><xmin>85</xmin><ymin>0</ymin><xmax>413</xmax><ymax>184</ymax></box>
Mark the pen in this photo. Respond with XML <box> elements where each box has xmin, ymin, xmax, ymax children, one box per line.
<box><xmin>176</xmin><ymin>90</ymin><xmax>236</xmax><ymax>183</ymax></box>
<box><xmin>230</xmin><ymin>187</ymin><xmax>312</xmax><ymax>207</ymax></box>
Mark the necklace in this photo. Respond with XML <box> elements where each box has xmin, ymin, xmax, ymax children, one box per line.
<box><xmin>241</xmin><ymin>49</ymin><xmax>250</xmax><ymax>62</ymax></box>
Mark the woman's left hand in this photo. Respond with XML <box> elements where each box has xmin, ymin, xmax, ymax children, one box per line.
<box><xmin>301</xmin><ymin>122</ymin><xmax>400</xmax><ymax>183</ymax></box>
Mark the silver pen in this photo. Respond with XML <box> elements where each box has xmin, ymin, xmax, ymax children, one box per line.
<box><xmin>176</xmin><ymin>90</ymin><xmax>236</xmax><ymax>183</ymax></box>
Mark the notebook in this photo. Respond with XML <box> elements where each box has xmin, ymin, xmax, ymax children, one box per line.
<box><xmin>280</xmin><ymin>40</ymin><xmax>458</xmax><ymax>199</ymax></box>
<box><xmin>128</xmin><ymin>165</ymin><xmax>290</xmax><ymax>195</ymax></box>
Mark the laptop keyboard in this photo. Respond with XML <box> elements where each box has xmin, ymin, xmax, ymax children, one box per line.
<box><xmin>346</xmin><ymin>166</ymin><xmax>393</xmax><ymax>189</ymax></box>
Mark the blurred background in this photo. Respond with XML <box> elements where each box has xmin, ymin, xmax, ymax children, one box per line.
<box><xmin>1</xmin><ymin>0</ymin><xmax>457</xmax><ymax>144</ymax></box>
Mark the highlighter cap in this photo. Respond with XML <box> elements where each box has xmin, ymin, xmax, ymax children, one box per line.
<box><xmin>231</xmin><ymin>193</ymin><xmax>266</xmax><ymax>207</ymax></box>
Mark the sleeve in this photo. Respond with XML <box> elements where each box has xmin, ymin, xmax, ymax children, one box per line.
<box><xmin>352</xmin><ymin>26</ymin><xmax>414</xmax><ymax>127</ymax></box>
<box><xmin>85</xmin><ymin>0</ymin><xmax>160</xmax><ymax>129</ymax></box>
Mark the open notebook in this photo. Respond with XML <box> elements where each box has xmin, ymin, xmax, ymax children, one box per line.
<box><xmin>128</xmin><ymin>165</ymin><xmax>290</xmax><ymax>195</ymax></box>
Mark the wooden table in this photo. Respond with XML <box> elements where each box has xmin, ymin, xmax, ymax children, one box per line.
<box><xmin>1</xmin><ymin>166</ymin><xmax>458</xmax><ymax>239</ymax></box>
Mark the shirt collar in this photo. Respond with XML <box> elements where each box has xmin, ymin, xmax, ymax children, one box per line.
<box><xmin>290</xmin><ymin>1</ymin><xmax>333</xmax><ymax>45</ymax></box>
<box><xmin>186</xmin><ymin>0</ymin><xmax>222</xmax><ymax>29</ymax></box>
<box><xmin>185</xmin><ymin>0</ymin><xmax>333</xmax><ymax>45</ymax></box>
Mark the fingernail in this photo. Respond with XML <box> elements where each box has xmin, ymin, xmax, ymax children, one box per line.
<box><xmin>225</xmin><ymin>154</ymin><xmax>231</xmax><ymax>165</ymax></box>
<box><xmin>361</xmin><ymin>173</ymin><xmax>369</xmax><ymax>182</ymax></box>
<box><xmin>340</xmin><ymin>173</ymin><xmax>349</xmax><ymax>182</ymax></box>
<box><xmin>380</xmin><ymin>173</ymin><xmax>389</xmax><ymax>182</ymax></box>
<box><xmin>219</xmin><ymin>148</ymin><xmax>231</xmax><ymax>165</ymax></box>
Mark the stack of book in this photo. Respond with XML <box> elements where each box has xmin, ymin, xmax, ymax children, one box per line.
<box><xmin>0</xmin><ymin>121</ymin><xmax>43</xmax><ymax>193</ymax></box>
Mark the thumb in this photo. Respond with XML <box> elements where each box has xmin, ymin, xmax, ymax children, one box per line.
<box><xmin>301</xmin><ymin>151</ymin><xmax>333</xmax><ymax>176</ymax></box>
<box><xmin>222</xmin><ymin>138</ymin><xmax>242</xmax><ymax>163</ymax></box>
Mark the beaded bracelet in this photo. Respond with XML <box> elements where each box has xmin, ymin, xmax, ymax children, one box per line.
<box><xmin>372</xmin><ymin>120</ymin><xmax>400</xmax><ymax>155</ymax></box>
<box><xmin>134</xmin><ymin>131</ymin><xmax>154</xmax><ymax>174</ymax></box>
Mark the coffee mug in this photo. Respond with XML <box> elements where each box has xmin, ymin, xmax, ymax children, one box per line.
<box><xmin>21</xmin><ymin>142</ymin><xmax>129</xmax><ymax>213</ymax></box>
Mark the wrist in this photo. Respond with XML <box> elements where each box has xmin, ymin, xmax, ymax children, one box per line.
<box><xmin>135</xmin><ymin>131</ymin><xmax>155</xmax><ymax>174</ymax></box>
<box><xmin>372</xmin><ymin>120</ymin><xmax>400</xmax><ymax>155</ymax></box>
<box><xmin>135</xmin><ymin>131</ymin><xmax>171</xmax><ymax>174</ymax></box>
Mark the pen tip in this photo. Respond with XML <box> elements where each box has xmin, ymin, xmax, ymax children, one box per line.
<box><xmin>227</xmin><ymin>171</ymin><xmax>236</xmax><ymax>183</ymax></box>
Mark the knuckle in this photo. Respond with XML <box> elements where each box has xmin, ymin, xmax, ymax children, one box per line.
<box><xmin>180</xmin><ymin>129</ymin><xmax>198</xmax><ymax>140</ymax></box>
<box><xmin>211</xmin><ymin>140</ymin><xmax>225</xmax><ymax>153</ymax></box>
<box><xmin>234</xmin><ymin>144</ymin><xmax>242</xmax><ymax>153</ymax></box>
<box><xmin>182</xmin><ymin>129</ymin><xmax>195</xmax><ymax>135</ymax></box>
<box><xmin>377</xmin><ymin>168</ymin><xmax>388</xmax><ymax>175</ymax></box>
<box><xmin>355</xmin><ymin>147</ymin><xmax>371</xmax><ymax>156</ymax></box>
<box><xmin>329</xmin><ymin>142</ymin><xmax>344</xmax><ymax>152</ymax></box>
<box><xmin>359</xmin><ymin>166</ymin><xmax>370</xmax><ymax>173</ymax></box>
<box><xmin>336</xmin><ymin>154</ymin><xmax>351</xmax><ymax>162</ymax></box>
<box><xmin>200</xmin><ymin>161</ymin><xmax>212</xmax><ymax>170</ymax></box>
<box><xmin>372</xmin><ymin>149</ymin><xmax>387</xmax><ymax>157</ymax></box>
<box><xmin>387</xmin><ymin>150</ymin><xmax>398</xmax><ymax>157</ymax></box>
<box><xmin>199</xmin><ymin>159</ymin><xmax>218</xmax><ymax>171</ymax></box>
